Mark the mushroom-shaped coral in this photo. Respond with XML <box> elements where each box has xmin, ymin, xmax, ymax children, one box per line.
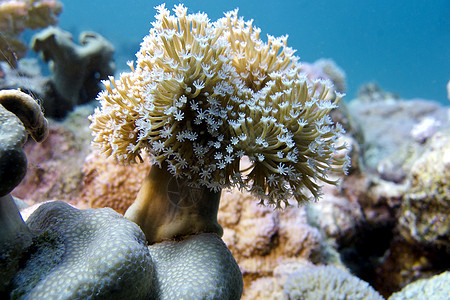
<box><xmin>31</xmin><ymin>26</ymin><xmax>115</xmax><ymax>117</ymax></box>
<box><xmin>217</xmin><ymin>10</ymin><xmax>349</xmax><ymax>206</ymax></box>
<box><xmin>0</xmin><ymin>89</ymin><xmax>48</xmax><ymax>293</ymax></box>
<box><xmin>11</xmin><ymin>201</ymin><xmax>156</xmax><ymax>299</ymax></box>
<box><xmin>89</xmin><ymin>4</ymin><xmax>349</xmax><ymax>243</ymax></box>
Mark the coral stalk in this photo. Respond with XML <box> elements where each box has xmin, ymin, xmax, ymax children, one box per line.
<box><xmin>125</xmin><ymin>163</ymin><xmax>223</xmax><ymax>244</ymax></box>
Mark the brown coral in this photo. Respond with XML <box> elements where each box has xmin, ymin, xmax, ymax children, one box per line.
<box><xmin>31</xmin><ymin>27</ymin><xmax>115</xmax><ymax>117</ymax></box>
<box><xmin>0</xmin><ymin>0</ymin><xmax>62</xmax><ymax>67</ymax></box>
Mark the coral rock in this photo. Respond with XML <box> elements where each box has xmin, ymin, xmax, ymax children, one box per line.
<box><xmin>283</xmin><ymin>265</ymin><xmax>384</xmax><ymax>300</ymax></box>
<box><xmin>388</xmin><ymin>271</ymin><xmax>449</xmax><ymax>300</ymax></box>
<box><xmin>148</xmin><ymin>233</ymin><xmax>243</xmax><ymax>300</ymax></box>
<box><xmin>81</xmin><ymin>151</ymin><xmax>150</xmax><ymax>214</ymax></box>
<box><xmin>12</xmin><ymin>201</ymin><xmax>156</xmax><ymax>299</ymax></box>
<box><xmin>218</xmin><ymin>190</ymin><xmax>326</xmax><ymax>298</ymax></box>
<box><xmin>399</xmin><ymin>129</ymin><xmax>450</xmax><ymax>250</ymax></box>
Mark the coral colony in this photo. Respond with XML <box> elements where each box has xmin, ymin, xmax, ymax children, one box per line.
<box><xmin>89</xmin><ymin>4</ymin><xmax>350</xmax><ymax>209</ymax></box>
<box><xmin>0</xmin><ymin>0</ymin><xmax>62</xmax><ymax>67</ymax></box>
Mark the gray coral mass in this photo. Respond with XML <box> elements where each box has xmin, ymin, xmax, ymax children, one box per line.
<box><xmin>12</xmin><ymin>201</ymin><xmax>156</xmax><ymax>299</ymax></box>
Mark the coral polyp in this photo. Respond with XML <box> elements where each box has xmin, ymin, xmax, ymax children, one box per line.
<box><xmin>89</xmin><ymin>4</ymin><xmax>350</xmax><ymax>207</ymax></box>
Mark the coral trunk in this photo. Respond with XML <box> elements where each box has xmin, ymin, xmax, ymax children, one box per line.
<box><xmin>124</xmin><ymin>164</ymin><xmax>223</xmax><ymax>244</ymax></box>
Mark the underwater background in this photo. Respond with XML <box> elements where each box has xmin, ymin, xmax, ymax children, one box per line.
<box><xmin>1</xmin><ymin>0</ymin><xmax>449</xmax><ymax>298</ymax></box>
<box><xmin>58</xmin><ymin>0</ymin><xmax>450</xmax><ymax>103</ymax></box>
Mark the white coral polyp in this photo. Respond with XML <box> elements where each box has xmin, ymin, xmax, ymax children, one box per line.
<box><xmin>89</xmin><ymin>4</ymin><xmax>350</xmax><ymax>207</ymax></box>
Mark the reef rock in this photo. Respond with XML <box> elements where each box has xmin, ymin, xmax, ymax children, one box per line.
<box><xmin>349</xmin><ymin>89</ymin><xmax>449</xmax><ymax>182</ymax></box>
<box><xmin>399</xmin><ymin>128</ymin><xmax>450</xmax><ymax>250</ymax></box>
<box><xmin>218</xmin><ymin>189</ymin><xmax>336</xmax><ymax>299</ymax></box>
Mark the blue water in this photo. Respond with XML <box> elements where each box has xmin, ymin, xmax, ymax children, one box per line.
<box><xmin>59</xmin><ymin>0</ymin><xmax>449</xmax><ymax>103</ymax></box>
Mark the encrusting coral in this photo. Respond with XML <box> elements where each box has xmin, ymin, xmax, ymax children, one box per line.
<box><xmin>0</xmin><ymin>89</ymin><xmax>48</xmax><ymax>294</ymax></box>
<box><xmin>398</xmin><ymin>129</ymin><xmax>450</xmax><ymax>250</ymax></box>
<box><xmin>11</xmin><ymin>201</ymin><xmax>156</xmax><ymax>299</ymax></box>
<box><xmin>148</xmin><ymin>233</ymin><xmax>243</xmax><ymax>299</ymax></box>
<box><xmin>89</xmin><ymin>4</ymin><xmax>350</xmax><ymax>244</ymax></box>
<box><xmin>31</xmin><ymin>26</ymin><xmax>115</xmax><ymax>117</ymax></box>
<box><xmin>388</xmin><ymin>271</ymin><xmax>449</xmax><ymax>300</ymax></box>
<box><xmin>283</xmin><ymin>265</ymin><xmax>384</xmax><ymax>300</ymax></box>
<box><xmin>0</xmin><ymin>0</ymin><xmax>62</xmax><ymax>68</ymax></box>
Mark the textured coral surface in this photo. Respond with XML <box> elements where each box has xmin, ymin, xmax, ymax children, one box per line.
<box><xmin>13</xmin><ymin>201</ymin><xmax>155</xmax><ymax>299</ymax></box>
<box><xmin>284</xmin><ymin>265</ymin><xmax>384</xmax><ymax>300</ymax></box>
<box><xmin>149</xmin><ymin>233</ymin><xmax>243</xmax><ymax>300</ymax></box>
<box><xmin>399</xmin><ymin>129</ymin><xmax>450</xmax><ymax>249</ymax></box>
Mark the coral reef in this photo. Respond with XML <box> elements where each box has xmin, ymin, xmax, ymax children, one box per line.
<box><xmin>283</xmin><ymin>265</ymin><xmax>384</xmax><ymax>300</ymax></box>
<box><xmin>344</xmin><ymin>89</ymin><xmax>450</xmax><ymax>296</ymax></box>
<box><xmin>349</xmin><ymin>89</ymin><xmax>449</xmax><ymax>182</ymax></box>
<box><xmin>355</xmin><ymin>82</ymin><xmax>399</xmax><ymax>104</ymax></box>
<box><xmin>3</xmin><ymin>2</ymin><xmax>447</xmax><ymax>298</ymax></box>
<box><xmin>0</xmin><ymin>59</ymin><xmax>48</xmax><ymax>98</ymax></box>
<box><xmin>306</xmin><ymin>182</ymin><xmax>365</xmax><ymax>244</ymax></box>
<box><xmin>0</xmin><ymin>0</ymin><xmax>62</xmax><ymax>67</ymax></box>
<box><xmin>218</xmin><ymin>189</ymin><xmax>336</xmax><ymax>298</ymax></box>
<box><xmin>12</xmin><ymin>201</ymin><xmax>156</xmax><ymax>299</ymax></box>
<box><xmin>31</xmin><ymin>26</ymin><xmax>115</xmax><ymax>118</ymax></box>
<box><xmin>5</xmin><ymin>82</ymin><xmax>445</xmax><ymax>298</ymax></box>
<box><xmin>373</xmin><ymin>237</ymin><xmax>448</xmax><ymax>298</ymax></box>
